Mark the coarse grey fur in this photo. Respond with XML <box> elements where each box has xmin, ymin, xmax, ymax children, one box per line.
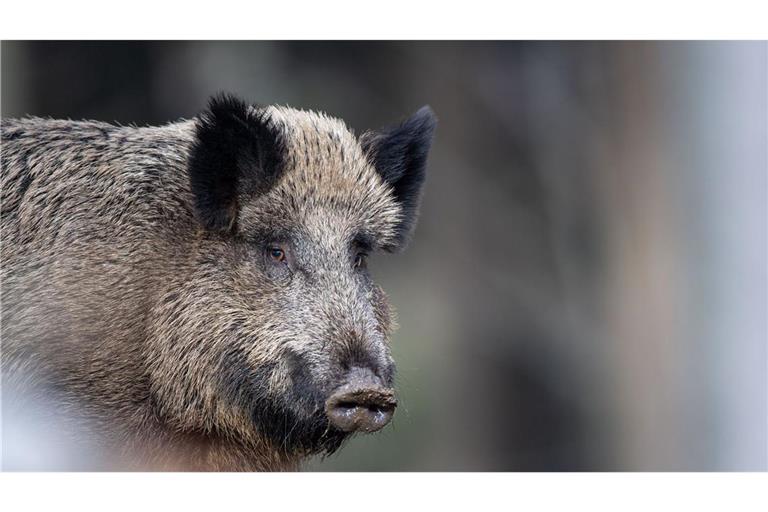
<box><xmin>0</xmin><ymin>96</ymin><xmax>436</xmax><ymax>470</ymax></box>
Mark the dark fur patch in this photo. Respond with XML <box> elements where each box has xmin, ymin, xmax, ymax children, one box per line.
<box><xmin>2</xmin><ymin>129</ymin><xmax>23</xmax><ymax>141</ymax></box>
<box><xmin>352</xmin><ymin>232</ymin><xmax>375</xmax><ymax>252</ymax></box>
<box><xmin>361</xmin><ymin>106</ymin><xmax>437</xmax><ymax>250</ymax></box>
<box><xmin>219</xmin><ymin>347</ymin><xmax>348</xmax><ymax>456</ymax></box>
<box><xmin>16</xmin><ymin>173</ymin><xmax>33</xmax><ymax>202</ymax></box>
<box><xmin>188</xmin><ymin>93</ymin><xmax>286</xmax><ymax>233</ymax></box>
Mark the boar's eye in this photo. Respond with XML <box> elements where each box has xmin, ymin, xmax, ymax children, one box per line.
<box><xmin>353</xmin><ymin>252</ymin><xmax>368</xmax><ymax>270</ymax></box>
<box><xmin>267</xmin><ymin>246</ymin><xmax>286</xmax><ymax>263</ymax></box>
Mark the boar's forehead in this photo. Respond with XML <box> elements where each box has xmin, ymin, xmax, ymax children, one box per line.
<box><xmin>237</xmin><ymin>106</ymin><xmax>402</xmax><ymax>247</ymax></box>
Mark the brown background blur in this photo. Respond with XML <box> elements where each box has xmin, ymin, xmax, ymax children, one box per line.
<box><xmin>1</xmin><ymin>41</ymin><xmax>765</xmax><ymax>471</ymax></box>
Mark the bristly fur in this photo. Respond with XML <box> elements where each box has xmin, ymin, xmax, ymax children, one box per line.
<box><xmin>361</xmin><ymin>106</ymin><xmax>437</xmax><ymax>250</ymax></box>
<box><xmin>0</xmin><ymin>93</ymin><xmax>436</xmax><ymax>471</ymax></box>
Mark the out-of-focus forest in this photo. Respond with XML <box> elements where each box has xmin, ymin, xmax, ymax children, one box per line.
<box><xmin>1</xmin><ymin>41</ymin><xmax>765</xmax><ymax>471</ymax></box>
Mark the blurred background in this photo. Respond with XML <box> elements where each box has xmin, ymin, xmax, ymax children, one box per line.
<box><xmin>1</xmin><ymin>41</ymin><xmax>765</xmax><ymax>471</ymax></box>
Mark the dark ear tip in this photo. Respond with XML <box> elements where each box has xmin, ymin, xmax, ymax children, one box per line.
<box><xmin>411</xmin><ymin>105</ymin><xmax>438</xmax><ymax>131</ymax></box>
<box><xmin>204</xmin><ymin>92</ymin><xmax>251</xmax><ymax>120</ymax></box>
<box><xmin>415</xmin><ymin>105</ymin><xmax>436</xmax><ymax>119</ymax></box>
<box><xmin>209</xmin><ymin>91</ymin><xmax>244</xmax><ymax>107</ymax></box>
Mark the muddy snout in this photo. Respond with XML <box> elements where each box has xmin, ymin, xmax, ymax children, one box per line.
<box><xmin>325</xmin><ymin>367</ymin><xmax>397</xmax><ymax>433</ymax></box>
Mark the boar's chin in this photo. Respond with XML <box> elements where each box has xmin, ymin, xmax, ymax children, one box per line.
<box><xmin>218</xmin><ymin>351</ymin><xmax>349</xmax><ymax>455</ymax></box>
<box><xmin>250</xmin><ymin>401</ymin><xmax>350</xmax><ymax>456</ymax></box>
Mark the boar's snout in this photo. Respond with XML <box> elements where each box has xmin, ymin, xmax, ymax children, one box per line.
<box><xmin>324</xmin><ymin>367</ymin><xmax>396</xmax><ymax>433</ymax></box>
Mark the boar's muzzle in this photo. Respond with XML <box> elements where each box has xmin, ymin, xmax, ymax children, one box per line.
<box><xmin>324</xmin><ymin>366</ymin><xmax>396</xmax><ymax>433</ymax></box>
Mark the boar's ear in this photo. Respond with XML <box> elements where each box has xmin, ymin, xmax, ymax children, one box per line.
<box><xmin>361</xmin><ymin>106</ymin><xmax>437</xmax><ymax>250</ymax></box>
<box><xmin>189</xmin><ymin>93</ymin><xmax>285</xmax><ymax>233</ymax></box>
